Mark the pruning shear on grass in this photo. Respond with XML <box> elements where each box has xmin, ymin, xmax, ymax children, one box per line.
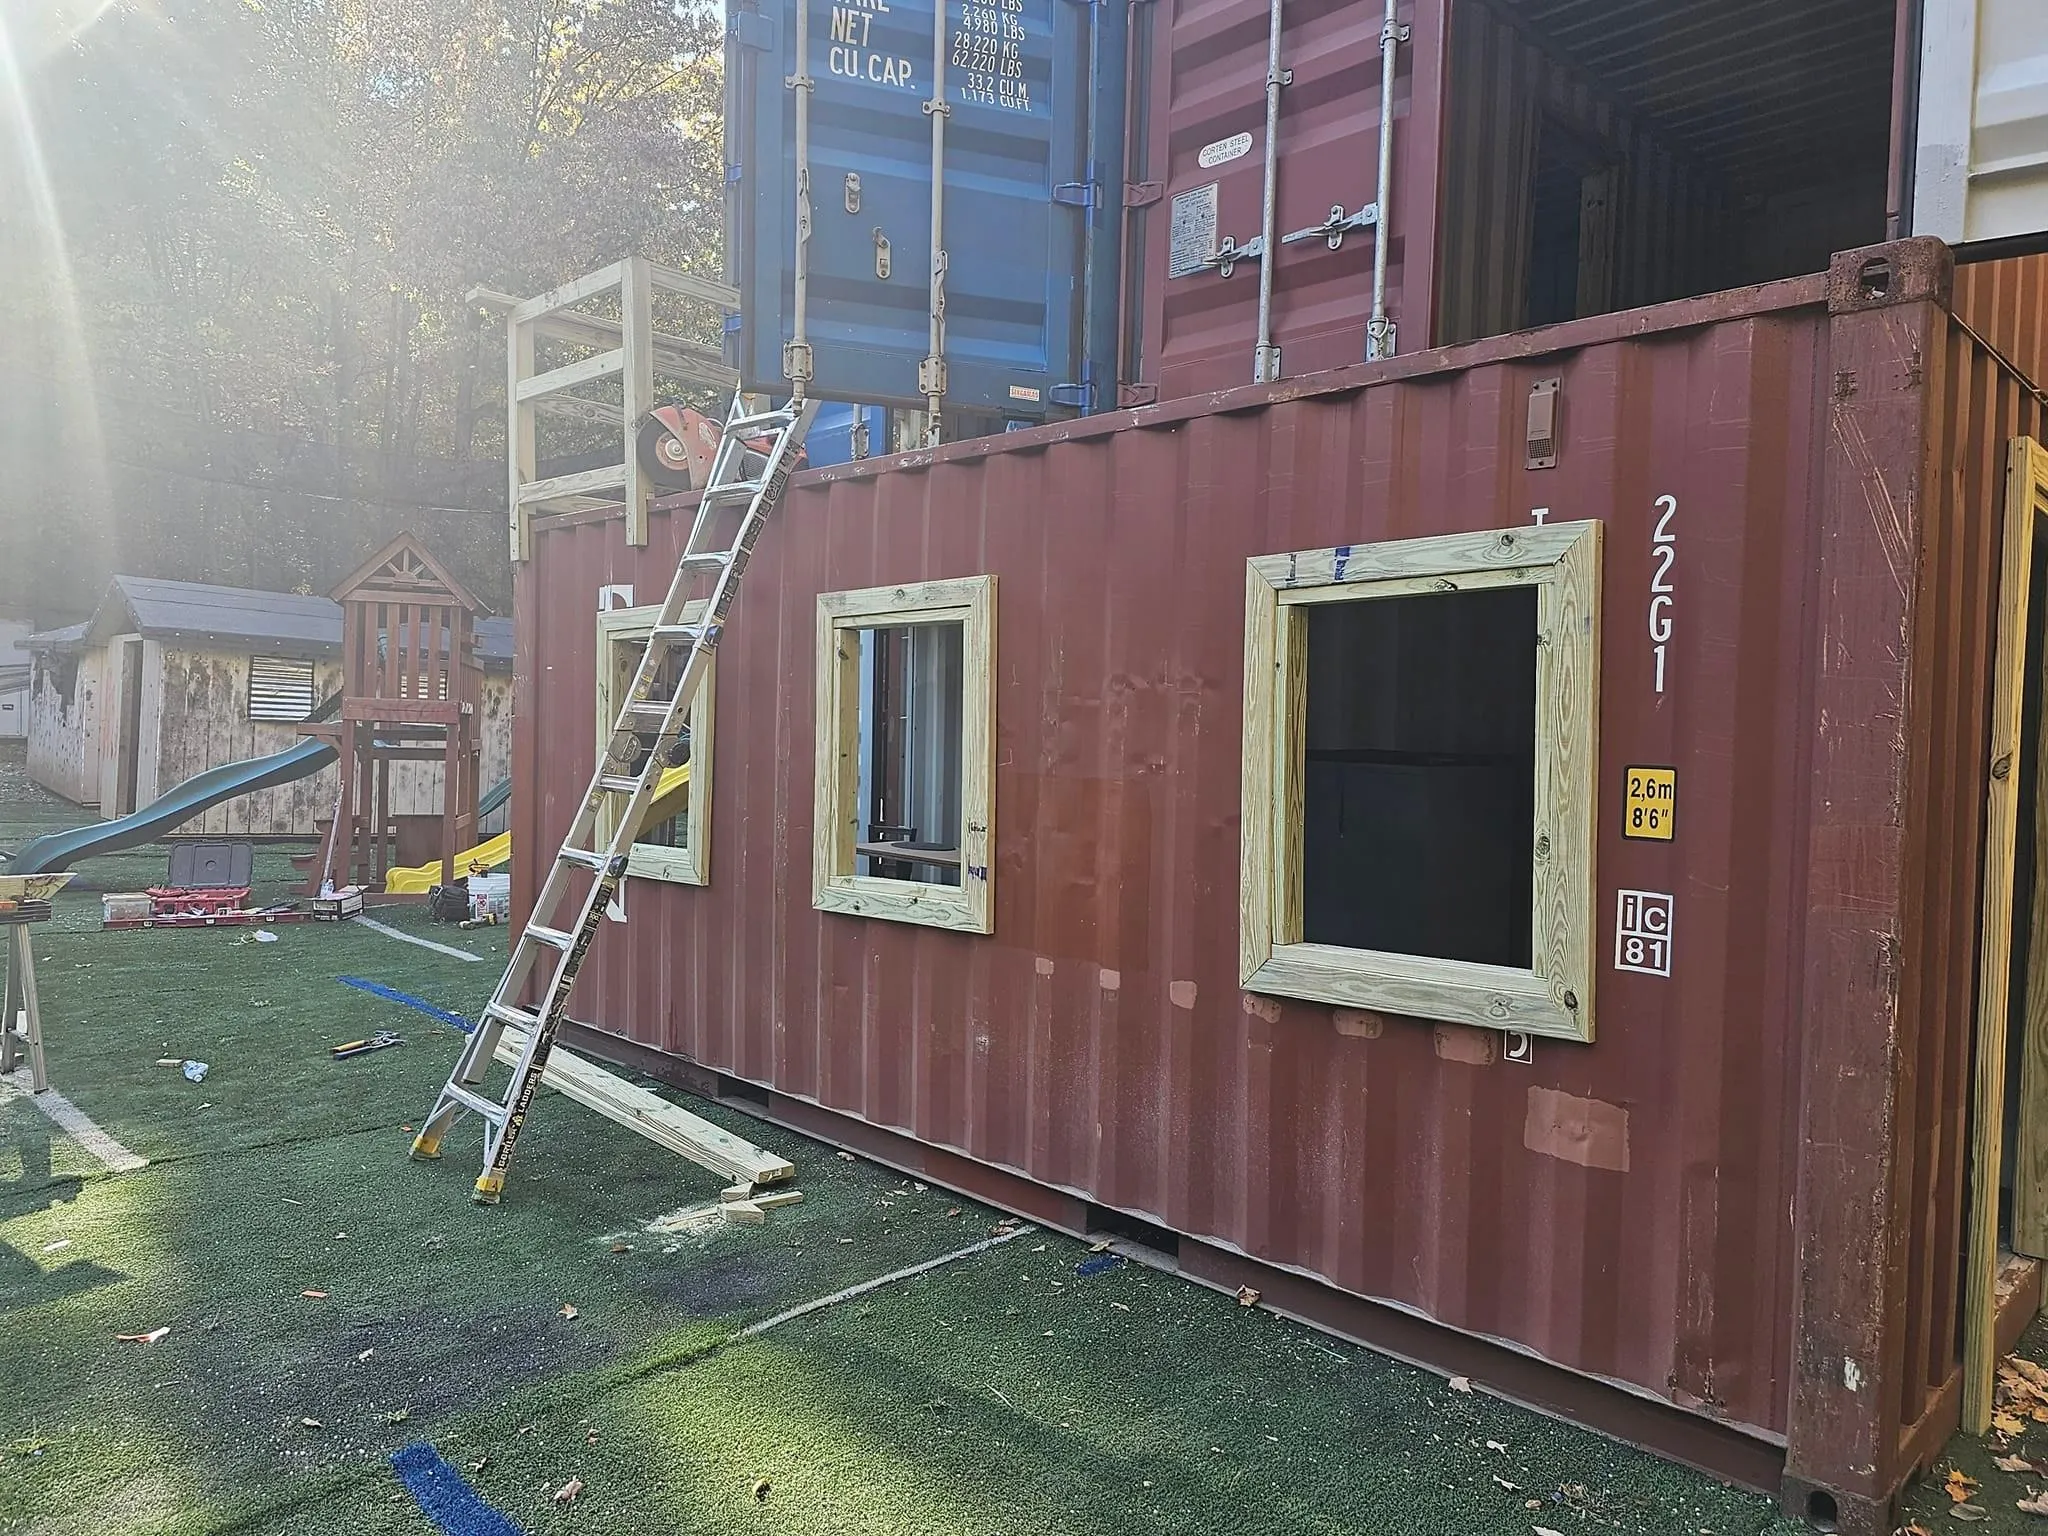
<box><xmin>331</xmin><ymin>1032</ymin><xmax>404</xmax><ymax>1060</ymax></box>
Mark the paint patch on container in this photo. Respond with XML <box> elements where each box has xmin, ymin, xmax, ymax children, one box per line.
<box><xmin>1843</xmin><ymin>1356</ymin><xmax>1865</xmax><ymax>1392</ymax></box>
<box><xmin>1169</xmin><ymin>981</ymin><xmax>1198</xmax><ymax>1010</ymax></box>
<box><xmin>1331</xmin><ymin>1008</ymin><xmax>1382</xmax><ymax>1038</ymax></box>
<box><xmin>1034</xmin><ymin>956</ymin><xmax>1055</xmax><ymax>976</ymax></box>
<box><xmin>1523</xmin><ymin>1087</ymin><xmax>1630</xmax><ymax>1172</ymax></box>
<box><xmin>1198</xmin><ymin>131</ymin><xmax>1253</xmax><ymax>169</ymax></box>
<box><xmin>1433</xmin><ymin>1024</ymin><xmax>1497</xmax><ymax>1065</ymax></box>
<box><xmin>1099</xmin><ymin>968</ymin><xmax>1121</xmax><ymax>992</ymax></box>
<box><xmin>1242</xmin><ymin>993</ymin><xmax>1283</xmax><ymax>1023</ymax></box>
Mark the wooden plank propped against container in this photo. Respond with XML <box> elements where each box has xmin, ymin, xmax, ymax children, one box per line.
<box><xmin>1965</xmin><ymin>435</ymin><xmax>2048</xmax><ymax>1433</ymax></box>
<box><xmin>2016</xmin><ymin>442</ymin><xmax>2048</xmax><ymax>1262</ymax></box>
<box><xmin>491</xmin><ymin>1028</ymin><xmax>795</xmax><ymax>1187</ymax></box>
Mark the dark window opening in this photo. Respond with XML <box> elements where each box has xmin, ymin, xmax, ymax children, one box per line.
<box><xmin>1300</xmin><ymin>587</ymin><xmax>1537</xmax><ymax>968</ymax></box>
<box><xmin>856</xmin><ymin>622</ymin><xmax>964</xmax><ymax>886</ymax></box>
<box><xmin>1525</xmin><ymin>118</ymin><xmax>1611</xmax><ymax>328</ymax></box>
<box><xmin>610</xmin><ymin>637</ymin><xmax>689</xmax><ymax>848</ymax></box>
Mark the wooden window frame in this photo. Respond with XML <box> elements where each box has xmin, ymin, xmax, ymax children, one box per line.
<box><xmin>594</xmin><ymin>601</ymin><xmax>714</xmax><ymax>886</ymax></box>
<box><xmin>1239</xmin><ymin>521</ymin><xmax>1602</xmax><ymax>1042</ymax></box>
<box><xmin>814</xmin><ymin>576</ymin><xmax>996</xmax><ymax>934</ymax></box>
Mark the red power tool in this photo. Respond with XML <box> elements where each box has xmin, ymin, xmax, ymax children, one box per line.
<box><xmin>636</xmin><ymin>405</ymin><xmax>804</xmax><ymax>492</ymax></box>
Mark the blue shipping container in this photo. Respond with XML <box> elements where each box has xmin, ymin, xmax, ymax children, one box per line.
<box><xmin>806</xmin><ymin>401</ymin><xmax>890</xmax><ymax>466</ymax></box>
<box><xmin>726</xmin><ymin>0</ymin><xmax>1125</xmax><ymax>417</ymax></box>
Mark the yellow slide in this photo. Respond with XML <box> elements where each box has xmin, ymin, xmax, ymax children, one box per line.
<box><xmin>383</xmin><ymin>831</ymin><xmax>512</xmax><ymax>895</ymax></box>
<box><xmin>379</xmin><ymin>765</ymin><xmax>689</xmax><ymax>894</ymax></box>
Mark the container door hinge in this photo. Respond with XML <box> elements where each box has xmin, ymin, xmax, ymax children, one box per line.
<box><xmin>1124</xmin><ymin>182</ymin><xmax>1164</xmax><ymax>208</ymax></box>
<box><xmin>1118</xmin><ymin>383</ymin><xmax>1159</xmax><ymax>408</ymax></box>
<box><xmin>1282</xmin><ymin>202</ymin><xmax>1378</xmax><ymax>250</ymax></box>
<box><xmin>1048</xmin><ymin>382</ymin><xmax>1092</xmax><ymax>409</ymax></box>
<box><xmin>1206</xmin><ymin>233</ymin><xmax>1266</xmax><ymax>278</ymax></box>
<box><xmin>1053</xmin><ymin>182</ymin><xmax>1099</xmax><ymax>209</ymax></box>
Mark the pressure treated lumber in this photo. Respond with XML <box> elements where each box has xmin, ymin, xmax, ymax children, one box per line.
<box><xmin>491</xmin><ymin>1028</ymin><xmax>794</xmax><ymax>1186</ymax></box>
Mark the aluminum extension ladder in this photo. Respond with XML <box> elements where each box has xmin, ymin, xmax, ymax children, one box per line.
<box><xmin>411</xmin><ymin>393</ymin><xmax>817</xmax><ymax>1202</ymax></box>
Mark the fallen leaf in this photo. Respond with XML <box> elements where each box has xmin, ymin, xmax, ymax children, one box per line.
<box><xmin>1449</xmin><ymin>1376</ymin><xmax>1474</xmax><ymax>1394</ymax></box>
<box><xmin>1950</xmin><ymin>1470</ymin><xmax>1983</xmax><ymax>1503</ymax></box>
<box><xmin>384</xmin><ymin>1408</ymin><xmax>410</xmax><ymax>1424</ymax></box>
<box><xmin>1486</xmin><ymin>1439</ymin><xmax>1509</xmax><ymax>1453</ymax></box>
<box><xmin>610</xmin><ymin>1243</ymin><xmax>630</xmax><ymax>1254</ymax></box>
<box><xmin>559</xmin><ymin>1304</ymin><xmax>579</xmax><ymax>1321</ymax></box>
<box><xmin>552</xmin><ymin>1477</ymin><xmax>583</xmax><ymax>1504</ymax></box>
<box><xmin>300</xmin><ymin>1418</ymin><xmax>323</xmax><ymax>1430</ymax></box>
<box><xmin>2020</xmin><ymin>1492</ymin><xmax>2048</xmax><ymax>1516</ymax></box>
<box><xmin>300</xmin><ymin>1290</ymin><xmax>328</xmax><ymax>1300</ymax></box>
<box><xmin>1996</xmin><ymin>1454</ymin><xmax>2037</xmax><ymax>1473</ymax></box>
<box><xmin>1996</xmin><ymin>1412</ymin><xmax>2027</xmax><ymax>1436</ymax></box>
<box><xmin>1110</xmin><ymin>1301</ymin><xmax>1131</xmax><ymax>1312</ymax></box>
<box><xmin>1089</xmin><ymin>1239</ymin><xmax>1114</xmax><ymax>1253</ymax></box>
<box><xmin>356</xmin><ymin>1348</ymin><xmax>374</xmax><ymax>1365</ymax></box>
<box><xmin>945</xmin><ymin>1207</ymin><xmax>961</xmax><ymax>1218</ymax></box>
<box><xmin>1493</xmin><ymin>1474</ymin><xmax>1521</xmax><ymax>1492</ymax></box>
<box><xmin>753</xmin><ymin>1478</ymin><xmax>771</xmax><ymax>1503</ymax></box>
<box><xmin>1235</xmin><ymin>1286</ymin><xmax>1260</xmax><ymax>1307</ymax></box>
<box><xmin>836</xmin><ymin>1151</ymin><xmax>855</xmax><ymax>1161</ymax></box>
<box><xmin>1952</xmin><ymin>1503</ymin><xmax>1990</xmax><ymax>1521</ymax></box>
<box><xmin>39</xmin><ymin>1239</ymin><xmax>70</xmax><ymax>1254</ymax></box>
<box><xmin>1535</xmin><ymin>1527</ymin><xmax>1567</xmax><ymax>1536</ymax></box>
<box><xmin>116</xmin><ymin>1327</ymin><xmax>169</xmax><ymax>1345</ymax></box>
<box><xmin>470</xmin><ymin>1457</ymin><xmax>491</xmax><ymax>1474</ymax></box>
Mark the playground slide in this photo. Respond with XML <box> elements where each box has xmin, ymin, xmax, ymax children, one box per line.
<box><xmin>383</xmin><ymin>830</ymin><xmax>511</xmax><ymax>895</ymax></box>
<box><xmin>1</xmin><ymin>737</ymin><xmax>340</xmax><ymax>876</ymax></box>
<box><xmin>378</xmin><ymin>763</ymin><xmax>691</xmax><ymax>894</ymax></box>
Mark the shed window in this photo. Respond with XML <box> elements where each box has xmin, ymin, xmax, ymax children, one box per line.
<box><xmin>1241</xmin><ymin>523</ymin><xmax>1601</xmax><ymax>1041</ymax></box>
<box><xmin>815</xmin><ymin>576</ymin><xmax>995</xmax><ymax>934</ymax></box>
<box><xmin>248</xmin><ymin>655</ymin><xmax>317</xmax><ymax>722</ymax></box>
<box><xmin>594</xmin><ymin>603</ymin><xmax>714</xmax><ymax>885</ymax></box>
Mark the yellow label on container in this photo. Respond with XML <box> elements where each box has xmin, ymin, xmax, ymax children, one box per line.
<box><xmin>1622</xmin><ymin>767</ymin><xmax>1676</xmax><ymax>842</ymax></box>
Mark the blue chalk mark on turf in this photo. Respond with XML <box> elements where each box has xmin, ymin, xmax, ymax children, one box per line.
<box><xmin>339</xmin><ymin>977</ymin><xmax>474</xmax><ymax>1033</ymax></box>
<box><xmin>391</xmin><ymin>1443</ymin><xmax>526</xmax><ymax>1536</ymax></box>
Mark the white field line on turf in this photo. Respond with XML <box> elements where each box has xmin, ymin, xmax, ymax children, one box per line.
<box><xmin>738</xmin><ymin>1224</ymin><xmax>1034</xmax><ymax>1340</ymax></box>
<box><xmin>352</xmin><ymin>915</ymin><xmax>484</xmax><ymax>962</ymax></box>
<box><xmin>0</xmin><ymin>1077</ymin><xmax>148</xmax><ymax>1173</ymax></box>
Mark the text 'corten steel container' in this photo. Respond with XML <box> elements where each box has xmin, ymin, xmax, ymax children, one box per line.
<box><xmin>512</xmin><ymin>241</ymin><xmax>2048</xmax><ymax>1534</ymax></box>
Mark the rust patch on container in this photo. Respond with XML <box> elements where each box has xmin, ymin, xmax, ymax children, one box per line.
<box><xmin>1434</xmin><ymin>1024</ymin><xmax>1497</xmax><ymax>1065</ymax></box>
<box><xmin>1169</xmin><ymin>981</ymin><xmax>1198</xmax><ymax>1010</ymax></box>
<box><xmin>1524</xmin><ymin>1088</ymin><xmax>1630</xmax><ymax>1173</ymax></box>
<box><xmin>1331</xmin><ymin>1008</ymin><xmax>1382</xmax><ymax>1039</ymax></box>
<box><xmin>1098</xmin><ymin>968</ymin><xmax>1121</xmax><ymax>993</ymax></box>
<box><xmin>1243</xmin><ymin>994</ymin><xmax>1283</xmax><ymax>1023</ymax></box>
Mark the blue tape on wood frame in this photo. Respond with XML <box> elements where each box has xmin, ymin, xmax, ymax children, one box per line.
<box><xmin>339</xmin><ymin>977</ymin><xmax>473</xmax><ymax>1032</ymax></box>
<box><xmin>390</xmin><ymin>1443</ymin><xmax>526</xmax><ymax>1536</ymax></box>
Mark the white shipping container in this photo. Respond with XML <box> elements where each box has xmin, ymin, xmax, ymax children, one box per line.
<box><xmin>1916</xmin><ymin>0</ymin><xmax>2048</xmax><ymax>245</ymax></box>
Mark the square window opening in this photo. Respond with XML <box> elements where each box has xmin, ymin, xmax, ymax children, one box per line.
<box><xmin>1300</xmin><ymin>588</ymin><xmax>1537</xmax><ymax>969</ymax></box>
<box><xmin>852</xmin><ymin>621</ymin><xmax>965</xmax><ymax>888</ymax></box>
<box><xmin>606</xmin><ymin>635</ymin><xmax>691</xmax><ymax>852</ymax></box>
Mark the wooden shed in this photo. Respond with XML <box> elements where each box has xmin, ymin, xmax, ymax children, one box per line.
<box><xmin>25</xmin><ymin>575</ymin><xmax>512</xmax><ymax>835</ymax></box>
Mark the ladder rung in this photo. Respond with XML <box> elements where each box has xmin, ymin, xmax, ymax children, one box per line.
<box><xmin>525</xmin><ymin>923</ymin><xmax>575</xmax><ymax>951</ymax></box>
<box><xmin>625</xmin><ymin>700</ymin><xmax>678</xmax><ymax>724</ymax></box>
<box><xmin>597</xmin><ymin>774</ymin><xmax>641</xmax><ymax>794</ymax></box>
<box><xmin>558</xmin><ymin>847</ymin><xmax>607</xmax><ymax>871</ymax></box>
<box><xmin>724</xmin><ymin>410</ymin><xmax>795</xmax><ymax>435</ymax></box>
<box><xmin>442</xmin><ymin>1083</ymin><xmax>507</xmax><ymax>1121</ymax></box>
<box><xmin>650</xmin><ymin>624</ymin><xmax>706</xmax><ymax>646</ymax></box>
<box><xmin>485</xmin><ymin>1001</ymin><xmax>540</xmax><ymax>1029</ymax></box>
<box><xmin>679</xmin><ymin>552</ymin><xmax>731</xmax><ymax>572</ymax></box>
<box><xmin>704</xmin><ymin>479</ymin><xmax>767</xmax><ymax>503</ymax></box>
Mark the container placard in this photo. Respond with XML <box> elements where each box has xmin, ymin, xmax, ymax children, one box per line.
<box><xmin>1621</xmin><ymin>765</ymin><xmax>1676</xmax><ymax>842</ymax></box>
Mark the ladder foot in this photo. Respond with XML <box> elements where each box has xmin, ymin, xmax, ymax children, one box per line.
<box><xmin>409</xmin><ymin>1132</ymin><xmax>445</xmax><ymax>1160</ymax></box>
<box><xmin>472</xmin><ymin>1174</ymin><xmax>504</xmax><ymax>1204</ymax></box>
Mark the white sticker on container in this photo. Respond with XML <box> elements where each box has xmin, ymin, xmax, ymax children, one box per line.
<box><xmin>1198</xmin><ymin>131</ymin><xmax>1254</xmax><ymax>169</ymax></box>
<box><xmin>1169</xmin><ymin>182</ymin><xmax>1220</xmax><ymax>278</ymax></box>
<box><xmin>1614</xmin><ymin>890</ymin><xmax>1674</xmax><ymax>977</ymax></box>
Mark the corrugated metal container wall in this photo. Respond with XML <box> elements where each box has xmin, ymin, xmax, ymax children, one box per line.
<box><xmin>520</xmin><ymin>278</ymin><xmax>1842</xmax><ymax>1439</ymax></box>
<box><xmin>1954</xmin><ymin>253</ymin><xmax>2048</xmax><ymax>389</ymax></box>
<box><xmin>1127</xmin><ymin>0</ymin><xmax>1448</xmax><ymax>401</ymax></box>
<box><xmin>1433</xmin><ymin>0</ymin><xmax>1736</xmax><ymax>346</ymax></box>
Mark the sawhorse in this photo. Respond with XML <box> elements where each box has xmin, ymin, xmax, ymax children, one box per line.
<box><xmin>1</xmin><ymin>921</ymin><xmax>48</xmax><ymax>1094</ymax></box>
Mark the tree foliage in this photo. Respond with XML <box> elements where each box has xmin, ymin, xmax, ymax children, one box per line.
<box><xmin>0</xmin><ymin>0</ymin><xmax>729</xmax><ymax>620</ymax></box>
